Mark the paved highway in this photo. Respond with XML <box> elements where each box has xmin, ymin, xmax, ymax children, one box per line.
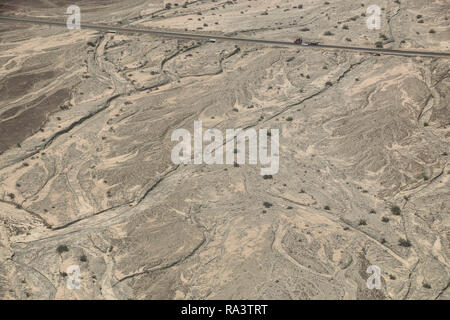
<box><xmin>1</xmin><ymin>15</ymin><xmax>449</xmax><ymax>58</ymax></box>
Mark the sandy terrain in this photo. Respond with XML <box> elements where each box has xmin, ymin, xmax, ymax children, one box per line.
<box><xmin>0</xmin><ymin>0</ymin><xmax>449</xmax><ymax>300</ymax></box>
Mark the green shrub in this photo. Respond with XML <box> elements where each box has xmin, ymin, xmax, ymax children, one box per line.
<box><xmin>398</xmin><ymin>238</ymin><xmax>411</xmax><ymax>247</ymax></box>
<box><xmin>263</xmin><ymin>202</ymin><xmax>273</xmax><ymax>208</ymax></box>
<box><xmin>57</xmin><ymin>245</ymin><xmax>69</xmax><ymax>254</ymax></box>
<box><xmin>391</xmin><ymin>205</ymin><xmax>401</xmax><ymax>215</ymax></box>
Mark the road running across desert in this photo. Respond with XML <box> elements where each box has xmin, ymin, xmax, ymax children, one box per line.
<box><xmin>0</xmin><ymin>0</ymin><xmax>448</xmax><ymax>301</ymax></box>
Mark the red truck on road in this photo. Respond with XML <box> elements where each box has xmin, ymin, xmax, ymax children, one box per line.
<box><xmin>294</xmin><ymin>38</ymin><xmax>319</xmax><ymax>46</ymax></box>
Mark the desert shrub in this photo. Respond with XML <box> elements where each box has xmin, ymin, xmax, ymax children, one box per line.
<box><xmin>57</xmin><ymin>245</ymin><xmax>69</xmax><ymax>254</ymax></box>
<box><xmin>398</xmin><ymin>238</ymin><xmax>411</xmax><ymax>247</ymax></box>
<box><xmin>263</xmin><ymin>202</ymin><xmax>273</xmax><ymax>208</ymax></box>
<box><xmin>391</xmin><ymin>205</ymin><xmax>401</xmax><ymax>215</ymax></box>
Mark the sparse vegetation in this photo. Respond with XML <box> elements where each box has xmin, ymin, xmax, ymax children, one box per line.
<box><xmin>2</xmin><ymin>0</ymin><xmax>446</xmax><ymax>300</ymax></box>
<box><xmin>398</xmin><ymin>238</ymin><xmax>411</xmax><ymax>247</ymax></box>
<box><xmin>391</xmin><ymin>205</ymin><xmax>401</xmax><ymax>216</ymax></box>
<box><xmin>56</xmin><ymin>245</ymin><xmax>69</xmax><ymax>254</ymax></box>
<box><xmin>263</xmin><ymin>202</ymin><xmax>273</xmax><ymax>208</ymax></box>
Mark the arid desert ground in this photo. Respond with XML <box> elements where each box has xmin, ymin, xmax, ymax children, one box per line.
<box><xmin>0</xmin><ymin>0</ymin><xmax>449</xmax><ymax>299</ymax></box>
